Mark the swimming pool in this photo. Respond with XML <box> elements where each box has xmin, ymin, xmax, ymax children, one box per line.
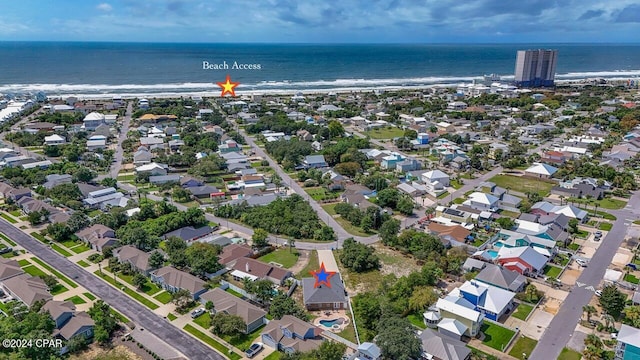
<box><xmin>487</xmin><ymin>250</ymin><xmax>499</xmax><ymax>259</ymax></box>
<box><xmin>494</xmin><ymin>241</ymin><xmax>504</xmax><ymax>248</ymax></box>
<box><xmin>319</xmin><ymin>318</ymin><xmax>345</xmax><ymax>327</ymax></box>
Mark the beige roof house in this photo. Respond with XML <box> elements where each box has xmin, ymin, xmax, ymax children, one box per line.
<box><xmin>42</xmin><ymin>301</ymin><xmax>95</xmax><ymax>343</ymax></box>
<box><xmin>150</xmin><ymin>266</ymin><xmax>207</xmax><ymax>299</ymax></box>
<box><xmin>2</xmin><ymin>273</ymin><xmax>52</xmax><ymax>306</ymax></box>
<box><xmin>260</xmin><ymin>315</ymin><xmax>324</xmax><ymax>354</ymax></box>
<box><xmin>219</xmin><ymin>244</ymin><xmax>253</xmax><ymax>267</ymax></box>
<box><xmin>75</xmin><ymin>224</ymin><xmax>118</xmax><ymax>252</ymax></box>
<box><xmin>0</xmin><ymin>258</ymin><xmax>24</xmax><ymax>281</ymax></box>
<box><xmin>231</xmin><ymin>258</ymin><xmax>292</xmax><ymax>285</ymax></box>
<box><xmin>114</xmin><ymin>245</ymin><xmax>154</xmax><ymax>274</ymax></box>
<box><xmin>200</xmin><ymin>288</ymin><xmax>267</xmax><ymax>333</ymax></box>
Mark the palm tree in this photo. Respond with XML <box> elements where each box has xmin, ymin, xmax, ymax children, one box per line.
<box><xmin>525</xmin><ymin>284</ymin><xmax>538</xmax><ymax>303</ymax></box>
<box><xmin>582</xmin><ymin>305</ymin><xmax>597</xmax><ymax>322</ymax></box>
<box><xmin>582</xmin><ymin>345</ymin><xmax>602</xmax><ymax>360</ymax></box>
<box><xmin>288</xmin><ymin>238</ymin><xmax>295</xmax><ymax>253</ymax></box>
<box><xmin>602</xmin><ymin>314</ymin><xmax>615</xmax><ymax>330</ymax></box>
<box><xmin>559</xmin><ymin>195</ymin><xmax>565</xmax><ymax>206</ymax></box>
<box><xmin>585</xmin><ymin>333</ymin><xmax>603</xmax><ymax>348</ymax></box>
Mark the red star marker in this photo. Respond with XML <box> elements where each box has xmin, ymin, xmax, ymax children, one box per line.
<box><xmin>310</xmin><ymin>262</ymin><xmax>336</xmax><ymax>288</ymax></box>
<box><xmin>217</xmin><ymin>74</ymin><xmax>239</xmax><ymax>97</ymax></box>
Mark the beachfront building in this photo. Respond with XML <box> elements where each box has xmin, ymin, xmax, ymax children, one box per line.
<box><xmin>514</xmin><ymin>49</ymin><xmax>558</xmax><ymax>87</ymax></box>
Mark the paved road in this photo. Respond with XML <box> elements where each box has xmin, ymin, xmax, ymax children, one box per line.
<box><xmin>530</xmin><ymin>191</ymin><xmax>640</xmax><ymax>360</ymax></box>
<box><xmin>98</xmin><ymin>102</ymin><xmax>133</xmax><ymax>181</ymax></box>
<box><xmin>0</xmin><ymin>218</ymin><xmax>223</xmax><ymax>360</ymax></box>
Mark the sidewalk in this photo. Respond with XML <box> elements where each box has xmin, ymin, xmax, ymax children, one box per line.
<box><xmin>317</xmin><ymin>249</ymin><xmax>339</xmax><ymax>273</ymax></box>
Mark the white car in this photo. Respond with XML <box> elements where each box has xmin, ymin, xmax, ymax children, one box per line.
<box><xmin>595</xmin><ymin>290</ymin><xmax>602</xmax><ymax>297</ymax></box>
<box><xmin>575</xmin><ymin>259</ymin><xmax>588</xmax><ymax>267</ymax></box>
<box><xmin>190</xmin><ymin>308</ymin><xmax>205</xmax><ymax>319</ymax></box>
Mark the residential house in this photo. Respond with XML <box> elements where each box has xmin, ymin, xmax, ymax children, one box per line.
<box><xmin>427</xmin><ymin>223</ymin><xmax>471</xmax><ymax>247</ymax></box>
<box><xmin>163</xmin><ymin>225</ymin><xmax>214</xmax><ymax>243</ymax></box>
<box><xmin>0</xmin><ymin>258</ymin><xmax>24</xmax><ymax>281</ymax></box>
<box><xmin>82</xmin><ymin>187</ymin><xmax>128</xmax><ymax>210</ymax></box>
<box><xmin>133</xmin><ymin>148</ymin><xmax>153</xmax><ymax>165</ymax></box>
<box><xmin>615</xmin><ymin>324</ymin><xmax>640</xmax><ymax>360</ymax></box>
<box><xmin>435</xmin><ymin>206</ymin><xmax>474</xmax><ymax>224</ymax></box>
<box><xmin>43</xmin><ymin>174</ymin><xmax>73</xmax><ymax>190</ymax></box>
<box><xmin>497</xmin><ymin>246</ymin><xmax>548</xmax><ymax>275</ymax></box>
<box><xmin>168</xmin><ymin>139</ymin><xmax>185</xmax><ymax>151</ymax></box>
<box><xmin>474</xmin><ymin>264</ymin><xmax>527</xmax><ymax>292</ymax></box>
<box><xmin>349</xmin><ymin>342</ymin><xmax>382</xmax><ymax>360</ymax></box>
<box><xmin>455</xmin><ymin>280</ymin><xmax>515</xmax><ymax>321</ymax></box>
<box><xmin>302</xmin><ymin>273</ymin><xmax>348</xmax><ymax>310</ymax></box>
<box><xmin>42</xmin><ymin>301</ymin><xmax>94</xmax><ymax>354</ymax></box>
<box><xmin>261</xmin><ymin>315</ymin><xmax>324</xmax><ymax>355</ymax></box>
<box><xmin>551</xmin><ymin>183</ymin><xmax>604</xmax><ymax>200</ymax></box>
<box><xmin>86</xmin><ymin>139</ymin><xmax>106</xmax><ymax>151</ymax></box>
<box><xmin>463</xmin><ymin>192</ymin><xmax>499</xmax><ymax>212</ymax></box>
<box><xmin>463</xmin><ymin>258</ymin><xmax>488</xmax><ymax>273</ymax></box>
<box><xmin>44</xmin><ymin>134</ymin><xmax>66</xmax><ymax>146</ymax></box>
<box><xmin>303</xmin><ymin>155</ymin><xmax>328</xmax><ymax>169</ymax></box>
<box><xmin>297</xmin><ymin>130</ymin><xmax>314</xmax><ymax>141</ymax></box>
<box><xmin>150</xmin><ymin>266</ymin><xmax>207</xmax><ymax>299</ymax></box>
<box><xmin>6</xmin><ymin>187</ymin><xmax>32</xmax><ymax>201</ymax></box>
<box><xmin>21</xmin><ymin>160</ymin><xmax>53</xmax><ymax>170</ymax></box>
<box><xmin>199</xmin><ymin>288</ymin><xmax>267</xmax><ymax>333</ymax></box>
<box><xmin>434</xmin><ymin>296</ymin><xmax>484</xmax><ymax>339</ymax></box>
<box><xmin>180</xmin><ymin>176</ymin><xmax>204</xmax><ymax>188</ymax></box>
<box><xmin>381</xmin><ymin>153</ymin><xmax>405</xmax><ymax>170</ymax></box>
<box><xmin>82</xmin><ymin>112</ymin><xmax>105</xmax><ymax>131</ymax></box>
<box><xmin>149</xmin><ymin>174</ymin><xmax>181</xmax><ymax>185</ymax></box>
<box><xmin>421</xmin><ymin>170</ymin><xmax>450</xmax><ymax>197</ymax></box>
<box><xmin>396</xmin><ymin>158</ymin><xmax>421</xmax><ymax>172</ymax></box>
<box><xmin>187</xmin><ymin>185</ymin><xmax>220</xmax><ymax>198</ymax></box>
<box><xmin>219</xmin><ymin>140</ymin><xmax>242</xmax><ymax>153</ymax></box>
<box><xmin>524</xmin><ymin>163</ymin><xmax>558</xmax><ymax>179</ymax></box>
<box><xmin>541</xmin><ymin>151</ymin><xmax>569</xmax><ymax>165</ymax></box>
<box><xmin>231</xmin><ymin>258</ymin><xmax>292</xmax><ymax>286</ymax></box>
<box><xmin>1</xmin><ymin>273</ymin><xmax>52</xmax><ymax>307</ymax></box>
<box><xmin>75</xmin><ymin>224</ymin><xmax>119</xmax><ymax>252</ymax></box>
<box><xmin>531</xmin><ymin>201</ymin><xmax>588</xmax><ymax>222</ymax></box>
<box><xmin>140</xmin><ymin>137</ymin><xmax>165</xmax><ymax>147</ymax></box>
<box><xmin>113</xmin><ymin>245</ymin><xmax>156</xmax><ymax>275</ymax></box>
<box><xmin>135</xmin><ymin>162</ymin><xmax>168</xmax><ymax>176</ymax></box>
<box><xmin>219</xmin><ymin>244</ymin><xmax>253</xmax><ymax>268</ymax></box>
<box><xmin>419</xmin><ymin>329</ymin><xmax>471</xmax><ymax>360</ymax></box>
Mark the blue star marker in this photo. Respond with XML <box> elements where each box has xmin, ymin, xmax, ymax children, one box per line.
<box><xmin>310</xmin><ymin>262</ymin><xmax>336</xmax><ymax>288</ymax></box>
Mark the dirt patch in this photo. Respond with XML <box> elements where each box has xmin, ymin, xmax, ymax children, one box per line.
<box><xmin>541</xmin><ymin>297</ymin><xmax>562</xmax><ymax>315</ymax></box>
<box><xmin>373</xmin><ymin>243</ymin><xmax>421</xmax><ymax>278</ymax></box>
<box><xmin>612</xmin><ymin>252</ymin><xmax>632</xmax><ymax>266</ymax></box>
<box><xmin>69</xmin><ymin>344</ymin><xmax>144</xmax><ymax>360</ymax></box>
<box><xmin>560</xmin><ymin>268</ymin><xmax>580</xmax><ymax>286</ymax></box>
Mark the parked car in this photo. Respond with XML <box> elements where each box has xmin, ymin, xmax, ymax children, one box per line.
<box><xmin>595</xmin><ymin>290</ymin><xmax>602</xmax><ymax>297</ymax></box>
<box><xmin>576</xmin><ymin>258</ymin><xmax>588</xmax><ymax>267</ymax></box>
<box><xmin>190</xmin><ymin>308</ymin><xmax>205</xmax><ymax>319</ymax></box>
<box><xmin>594</xmin><ymin>231</ymin><xmax>603</xmax><ymax>238</ymax></box>
<box><xmin>245</xmin><ymin>343</ymin><xmax>263</xmax><ymax>358</ymax></box>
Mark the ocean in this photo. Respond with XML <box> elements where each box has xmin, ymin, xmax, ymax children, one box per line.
<box><xmin>1</xmin><ymin>42</ymin><xmax>639</xmax><ymax>97</ymax></box>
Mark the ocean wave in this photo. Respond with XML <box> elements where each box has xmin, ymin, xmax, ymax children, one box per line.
<box><xmin>1</xmin><ymin>69</ymin><xmax>639</xmax><ymax>97</ymax></box>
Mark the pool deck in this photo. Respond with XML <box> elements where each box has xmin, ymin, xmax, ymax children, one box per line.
<box><xmin>312</xmin><ymin>310</ymin><xmax>349</xmax><ymax>332</ymax></box>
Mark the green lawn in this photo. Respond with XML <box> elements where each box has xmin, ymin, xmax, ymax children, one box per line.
<box><xmin>598</xmin><ymin>222</ymin><xmax>613</xmax><ymax>231</ymax></box>
<box><xmin>117</xmin><ymin>272</ymin><xmax>162</xmax><ymax>295</ymax></box>
<box><xmin>110</xmin><ymin>309</ymin><xmax>130</xmax><ymax>324</ymax></box>
<box><xmin>334</xmin><ymin>216</ymin><xmax>374</xmax><ymax>237</ymax></box>
<box><xmin>322</xmin><ymin>203</ymin><xmax>338</xmax><ymax>216</ymax></box>
<box><xmin>167</xmin><ymin>313</ymin><xmax>177</xmax><ymax>321</ymax></box>
<box><xmin>193</xmin><ymin>312</ymin><xmax>211</xmax><ymax>328</ymax></box>
<box><xmin>489</xmin><ymin>174</ymin><xmax>554</xmax><ymax>197</ymax></box>
<box><xmin>481</xmin><ymin>323</ymin><xmax>516</xmax><ymax>351</ymax></box>
<box><xmin>296</xmin><ymin>250</ymin><xmax>319</xmax><ymax>279</ymax></box>
<box><xmin>94</xmin><ymin>270</ymin><xmax>160</xmax><ymax>310</ymax></box>
<box><xmin>77</xmin><ymin>260</ymin><xmax>90</xmax><ymax>268</ymax></box>
<box><xmin>22</xmin><ymin>265</ymin><xmax>47</xmax><ymax>277</ymax></box>
<box><xmin>570</xmin><ymin>197</ymin><xmax>627</xmax><ymax>210</ymax></box>
<box><xmin>508</xmin><ymin>336</ymin><xmax>538</xmax><ymax>360</ymax></box>
<box><xmin>50</xmin><ymin>284</ymin><xmax>69</xmax><ymax>295</ymax></box>
<box><xmin>450</xmin><ymin>179</ymin><xmax>464</xmax><ymax>190</ymax></box>
<box><xmin>64</xmin><ymin>295</ymin><xmax>87</xmax><ymax>305</ymax></box>
<box><xmin>407</xmin><ymin>313</ymin><xmax>427</xmax><ymax>329</ymax></box>
<box><xmin>70</xmin><ymin>244</ymin><xmax>91</xmax><ymax>254</ymax></box>
<box><xmin>1</xmin><ymin>252</ymin><xmax>16</xmax><ymax>258</ymax></box>
<box><xmin>18</xmin><ymin>259</ymin><xmax>30</xmax><ymax>266</ymax></box>
<box><xmin>365</xmin><ymin>127</ymin><xmax>404</xmax><ymax>139</ymax></box>
<box><xmin>83</xmin><ymin>292</ymin><xmax>96</xmax><ymax>301</ymax></box>
<box><xmin>226</xmin><ymin>288</ymin><xmax>244</xmax><ymax>298</ymax></box>
<box><xmin>9</xmin><ymin>210</ymin><xmax>22</xmax><ymax>217</ymax></box>
<box><xmin>60</xmin><ymin>239</ymin><xmax>78</xmax><ymax>248</ymax></box>
<box><xmin>558</xmin><ymin>347</ymin><xmax>582</xmax><ymax>360</ymax></box>
<box><xmin>303</xmin><ymin>187</ymin><xmax>342</xmax><ymax>201</ymax></box>
<box><xmin>624</xmin><ymin>273</ymin><xmax>639</xmax><ymax>284</ymax></box>
<box><xmin>222</xmin><ymin>325</ymin><xmax>266</xmax><ymax>351</ymax></box>
<box><xmin>154</xmin><ymin>291</ymin><xmax>173</xmax><ymax>304</ymax></box>
<box><xmin>183</xmin><ymin>324</ymin><xmax>242</xmax><ymax>360</ymax></box>
<box><xmin>30</xmin><ymin>232</ymin><xmax>47</xmax><ymax>242</ymax></box>
<box><xmin>0</xmin><ymin>233</ymin><xmax>17</xmax><ymax>246</ymax></box>
<box><xmin>31</xmin><ymin>258</ymin><xmax>78</xmax><ymax>288</ymax></box>
<box><xmin>51</xmin><ymin>243</ymin><xmax>72</xmax><ymax>257</ymax></box>
<box><xmin>0</xmin><ymin>212</ymin><xmax>17</xmax><ymax>224</ymax></box>
<box><xmin>567</xmin><ymin>243</ymin><xmax>580</xmax><ymax>251</ymax></box>
<box><xmin>511</xmin><ymin>303</ymin><xmax>535</xmax><ymax>321</ymax></box>
<box><xmin>264</xmin><ymin>352</ymin><xmax>282</xmax><ymax>360</ymax></box>
<box><xmin>258</xmin><ymin>249</ymin><xmax>300</xmax><ymax>269</ymax></box>
<box><xmin>543</xmin><ymin>265</ymin><xmax>562</xmax><ymax>279</ymax></box>
<box><xmin>575</xmin><ymin>230</ymin><xmax>589</xmax><ymax>239</ymax></box>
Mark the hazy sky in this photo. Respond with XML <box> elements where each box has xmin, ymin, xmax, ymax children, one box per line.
<box><xmin>1</xmin><ymin>0</ymin><xmax>639</xmax><ymax>43</ymax></box>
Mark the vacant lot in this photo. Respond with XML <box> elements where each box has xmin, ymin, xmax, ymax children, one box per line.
<box><xmin>258</xmin><ymin>249</ymin><xmax>300</xmax><ymax>269</ymax></box>
<box><xmin>489</xmin><ymin>174</ymin><xmax>554</xmax><ymax>197</ymax></box>
<box><xmin>303</xmin><ymin>187</ymin><xmax>342</xmax><ymax>201</ymax></box>
<box><xmin>511</xmin><ymin>303</ymin><xmax>535</xmax><ymax>321</ymax></box>
<box><xmin>558</xmin><ymin>347</ymin><xmax>582</xmax><ymax>360</ymax></box>
<box><xmin>365</xmin><ymin>127</ymin><xmax>404</xmax><ymax>139</ymax></box>
<box><xmin>508</xmin><ymin>336</ymin><xmax>538</xmax><ymax>359</ymax></box>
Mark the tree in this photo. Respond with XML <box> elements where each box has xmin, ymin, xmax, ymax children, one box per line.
<box><xmin>599</xmin><ymin>284</ymin><xmax>626</xmax><ymax>318</ymax></box>
<box><xmin>205</xmin><ymin>300</ymin><xmax>215</xmax><ymax>312</ymax></box>
<box><xmin>282</xmin><ymin>341</ymin><xmax>347</xmax><ymax>360</ymax></box>
<box><xmin>327</xmin><ymin>120</ymin><xmax>345</xmax><ymax>138</ymax></box>
<box><xmin>185</xmin><ymin>242</ymin><xmax>222</xmax><ymax>276</ymax></box>
<box><xmin>269</xmin><ymin>293</ymin><xmax>308</xmax><ymax>320</ymax></box>
<box><xmin>172</xmin><ymin>289</ymin><xmax>194</xmax><ymax>312</ymax></box>
<box><xmin>568</xmin><ymin>218</ymin><xmax>579</xmax><ymax>234</ymax></box>
<box><xmin>623</xmin><ymin>305</ymin><xmax>640</xmax><ymax>328</ymax></box>
<box><xmin>66</xmin><ymin>334</ymin><xmax>89</xmax><ymax>353</ymax></box>
<box><xmin>379</xmin><ymin>218</ymin><xmax>400</xmax><ymax>245</ymax></box>
<box><xmin>74</xmin><ymin>167</ymin><xmax>96</xmax><ymax>183</ymax></box>
<box><xmin>247</xmin><ymin>279</ymin><xmax>274</xmax><ymax>304</ymax></box>
<box><xmin>339</xmin><ymin>238</ymin><xmax>380</xmax><ymax>273</ymax></box>
<box><xmin>39</xmin><ymin>275</ymin><xmax>58</xmax><ymax>290</ymax></box>
<box><xmin>352</xmin><ymin>293</ymin><xmax>381</xmax><ymax>340</ymax></box>
<box><xmin>46</xmin><ymin>222</ymin><xmax>72</xmax><ymax>242</ymax></box>
<box><xmin>408</xmin><ymin>286</ymin><xmax>438</xmax><ymax>313</ymax></box>
<box><xmin>100</xmin><ymin>177</ymin><xmax>118</xmax><ymax>188</ymax></box>
<box><xmin>67</xmin><ymin>212</ymin><xmax>89</xmax><ymax>233</ymax></box>
<box><xmin>132</xmin><ymin>273</ymin><xmax>147</xmax><ymax>290</ymax></box>
<box><xmin>582</xmin><ymin>304</ymin><xmax>597</xmax><ymax>322</ymax></box>
<box><xmin>210</xmin><ymin>313</ymin><xmax>245</xmax><ymax>337</ymax></box>
<box><xmin>148</xmin><ymin>251</ymin><xmax>164</xmax><ymax>269</ymax></box>
<box><xmin>28</xmin><ymin>210</ymin><xmax>45</xmax><ymax>225</ymax></box>
<box><xmin>377</xmin><ymin>188</ymin><xmax>400</xmax><ymax>208</ymax></box>
<box><xmin>88</xmin><ymin>300</ymin><xmax>119</xmax><ymax>345</ymax></box>
<box><xmin>495</xmin><ymin>217</ymin><xmax>515</xmax><ymax>230</ymax></box>
<box><xmin>397</xmin><ymin>197</ymin><xmax>414</xmax><ymax>215</ymax></box>
<box><xmin>119</xmin><ymin>227</ymin><xmax>158</xmax><ymax>251</ymax></box>
<box><xmin>252</xmin><ymin>228</ymin><xmax>269</xmax><ymax>249</ymax></box>
<box><xmin>524</xmin><ymin>284</ymin><xmax>538</xmax><ymax>303</ymax></box>
<box><xmin>376</xmin><ymin>314</ymin><xmax>422</xmax><ymax>360</ymax></box>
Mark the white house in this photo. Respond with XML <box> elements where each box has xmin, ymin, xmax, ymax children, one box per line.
<box><xmin>463</xmin><ymin>192</ymin><xmax>499</xmax><ymax>212</ymax></box>
<box><xmin>44</xmin><ymin>134</ymin><xmax>66</xmax><ymax>146</ymax></box>
<box><xmin>525</xmin><ymin>162</ymin><xmax>558</xmax><ymax>179</ymax></box>
<box><xmin>82</xmin><ymin>112</ymin><xmax>106</xmax><ymax>131</ymax></box>
<box><xmin>422</xmin><ymin>170</ymin><xmax>450</xmax><ymax>187</ymax></box>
